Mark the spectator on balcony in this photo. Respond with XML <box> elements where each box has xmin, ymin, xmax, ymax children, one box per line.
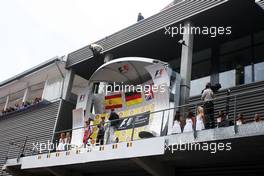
<box><xmin>22</xmin><ymin>101</ymin><xmax>30</xmax><ymax>109</ymax></box>
<box><xmin>254</xmin><ymin>114</ymin><xmax>262</xmax><ymax>123</ymax></box>
<box><xmin>236</xmin><ymin>113</ymin><xmax>244</xmax><ymax>126</ymax></box>
<box><xmin>14</xmin><ymin>102</ymin><xmax>20</xmax><ymax>111</ymax></box>
<box><xmin>33</xmin><ymin>97</ymin><xmax>41</xmax><ymax>104</ymax></box>
<box><xmin>183</xmin><ymin>112</ymin><xmax>195</xmax><ymax>132</ymax></box>
<box><xmin>172</xmin><ymin>111</ymin><xmax>182</xmax><ymax>134</ymax></box>
<box><xmin>201</xmin><ymin>83</ymin><xmax>215</xmax><ymax>129</ymax></box>
<box><xmin>7</xmin><ymin>107</ymin><xmax>15</xmax><ymax>112</ymax></box>
<box><xmin>196</xmin><ymin>106</ymin><xmax>205</xmax><ymax>131</ymax></box>
<box><xmin>217</xmin><ymin>110</ymin><xmax>226</xmax><ymax>128</ymax></box>
<box><xmin>57</xmin><ymin>133</ymin><xmax>66</xmax><ymax>151</ymax></box>
<box><xmin>83</xmin><ymin>119</ymin><xmax>94</xmax><ymax>147</ymax></box>
<box><xmin>96</xmin><ymin>116</ymin><xmax>106</xmax><ymax>145</ymax></box>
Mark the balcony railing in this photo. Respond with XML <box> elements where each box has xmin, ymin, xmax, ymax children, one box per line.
<box><xmin>4</xmin><ymin>86</ymin><xmax>264</xmax><ymax>165</ymax></box>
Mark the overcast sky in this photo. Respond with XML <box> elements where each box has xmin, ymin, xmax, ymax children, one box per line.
<box><xmin>0</xmin><ymin>0</ymin><xmax>172</xmax><ymax>82</ymax></box>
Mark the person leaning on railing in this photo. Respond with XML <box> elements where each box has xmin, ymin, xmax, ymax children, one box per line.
<box><xmin>254</xmin><ymin>114</ymin><xmax>262</xmax><ymax>123</ymax></box>
<box><xmin>83</xmin><ymin>119</ymin><xmax>94</xmax><ymax>147</ymax></box>
<box><xmin>201</xmin><ymin>83</ymin><xmax>215</xmax><ymax>129</ymax></box>
<box><xmin>57</xmin><ymin>133</ymin><xmax>66</xmax><ymax>151</ymax></box>
<box><xmin>195</xmin><ymin>106</ymin><xmax>205</xmax><ymax>131</ymax></box>
<box><xmin>171</xmin><ymin>111</ymin><xmax>183</xmax><ymax>134</ymax></box>
<box><xmin>183</xmin><ymin>112</ymin><xmax>195</xmax><ymax>132</ymax></box>
<box><xmin>96</xmin><ymin>116</ymin><xmax>106</xmax><ymax>145</ymax></box>
<box><xmin>236</xmin><ymin>113</ymin><xmax>244</xmax><ymax>126</ymax></box>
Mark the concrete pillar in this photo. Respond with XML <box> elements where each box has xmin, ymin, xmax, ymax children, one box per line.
<box><xmin>4</xmin><ymin>95</ymin><xmax>9</xmax><ymax>111</ymax></box>
<box><xmin>62</xmin><ymin>69</ymin><xmax>75</xmax><ymax>101</ymax></box>
<box><xmin>179</xmin><ymin>21</ymin><xmax>194</xmax><ymax>110</ymax></box>
<box><xmin>42</xmin><ymin>80</ymin><xmax>48</xmax><ymax>100</ymax></box>
<box><xmin>22</xmin><ymin>87</ymin><xmax>31</xmax><ymax>103</ymax></box>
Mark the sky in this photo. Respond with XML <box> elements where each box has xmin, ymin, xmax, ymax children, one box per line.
<box><xmin>0</xmin><ymin>0</ymin><xmax>172</xmax><ymax>82</ymax></box>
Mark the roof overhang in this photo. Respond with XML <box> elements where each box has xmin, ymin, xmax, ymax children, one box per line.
<box><xmin>66</xmin><ymin>0</ymin><xmax>264</xmax><ymax>80</ymax></box>
<box><xmin>89</xmin><ymin>57</ymin><xmax>163</xmax><ymax>85</ymax></box>
<box><xmin>0</xmin><ymin>57</ymin><xmax>66</xmax><ymax>100</ymax></box>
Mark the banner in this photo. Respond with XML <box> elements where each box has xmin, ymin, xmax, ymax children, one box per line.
<box><xmin>125</xmin><ymin>91</ymin><xmax>143</xmax><ymax>107</ymax></box>
<box><xmin>117</xmin><ymin>112</ymin><xmax>150</xmax><ymax>131</ymax></box>
<box><xmin>93</xmin><ymin>104</ymin><xmax>154</xmax><ymax>142</ymax></box>
<box><xmin>104</xmin><ymin>93</ymin><xmax>122</xmax><ymax>109</ymax></box>
<box><xmin>145</xmin><ymin>63</ymin><xmax>170</xmax><ymax>136</ymax></box>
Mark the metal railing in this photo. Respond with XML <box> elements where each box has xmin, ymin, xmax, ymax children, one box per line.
<box><xmin>4</xmin><ymin>86</ymin><xmax>264</xmax><ymax>164</ymax></box>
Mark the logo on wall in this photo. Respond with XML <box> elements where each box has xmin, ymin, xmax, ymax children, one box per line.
<box><xmin>144</xmin><ymin>84</ymin><xmax>154</xmax><ymax>101</ymax></box>
<box><xmin>118</xmin><ymin>64</ymin><xmax>129</xmax><ymax>74</ymax></box>
<box><xmin>79</xmin><ymin>95</ymin><xmax>86</xmax><ymax>102</ymax></box>
<box><xmin>154</xmin><ymin>68</ymin><xmax>165</xmax><ymax>79</ymax></box>
<box><xmin>117</xmin><ymin>112</ymin><xmax>150</xmax><ymax>131</ymax></box>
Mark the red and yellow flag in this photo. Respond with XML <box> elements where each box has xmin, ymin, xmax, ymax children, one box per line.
<box><xmin>104</xmin><ymin>94</ymin><xmax>122</xmax><ymax>110</ymax></box>
<box><xmin>125</xmin><ymin>92</ymin><xmax>142</xmax><ymax>107</ymax></box>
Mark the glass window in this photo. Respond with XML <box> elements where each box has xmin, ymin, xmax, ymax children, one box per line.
<box><xmin>254</xmin><ymin>62</ymin><xmax>264</xmax><ymax>82</ymax></box>
<box><xmin>42</xmin><ymin>77</ymin><xmax>63</xmax><ymax>101</ymax></box>
<box><xmin>190</xmin><ymin>76</ymin><xmax>211</xmax><ymax>96</ymax></box>
<box><xmin>219</xmin><ymin>70</ymin><xmax>236</xmax><ymax>89</ymax></box>
<box><xmin>254</xmin><ymin>30</ymin><xmax>264</xmax><ymax>45</ymax></box>
<box><xmin>220</xmin><ymin>36</ymin><xmax>251</xmax><ymax>55</ymax></box>
<box><xmin>254</xmin><ymin>44</ymin><xmax>264</xmax><ymax>63</ymax></box>
<box><xmin>244</xmin><ymin>65</ymin><xmax>253</xmax><ymax>84</ymax></box>
<box><xmin>219</xmin><ymin>49</ymin><xmax>252</xmax><ymax>73</ymax></box>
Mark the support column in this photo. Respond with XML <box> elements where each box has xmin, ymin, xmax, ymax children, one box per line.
<box><xmin>179</xmin><ymin>21</ymin><xmax>194</xmax><ymax>109</ymax></box>
<box><xmin>4</xmin><ymin>95</ymin><xmax>9</xmax><ymax>111</ymax></box>
<box><xmin>22</xmin><ymin>86</ymin><xmax>31</xmax><ymax>103</ymax></box>
<box><xmin>62</xmin><ymin>69</ymin><xmax>75</xmax><ymax>101</ymax></box>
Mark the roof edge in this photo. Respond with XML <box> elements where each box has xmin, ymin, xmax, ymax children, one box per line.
<box><xmin>0</xmin><ymin>56</ymin><xmax>63</xmax><ymax>88</ymax></box>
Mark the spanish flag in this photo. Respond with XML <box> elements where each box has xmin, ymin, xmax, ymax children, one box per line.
<box><xmin>104</xmin><ymin>94</ymin><xmax>123</xmax><ymax>110</ymax></box>
<box><xmin>125</xmin><ymin>92</ymin><xmax>142</xmax><ymax>107</ymax></box>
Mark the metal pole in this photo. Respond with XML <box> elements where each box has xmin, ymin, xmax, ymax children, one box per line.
<box><xmin>17</xmin><ymin>136</ymin><xmax>28</xmax><ymax>163</ymax></box>
<box><xmin>160</xmin><ymin>111</ymin><xmax>165</xmax><ymax>136</ymax></box>
<box><xmin>234</xmin><ymin>96</ymin><xmax>238</xmax><ymax>134</ymax></box>
<box><xmin>193</xmin><ymin>104</ymin><xmax>198</xmax><ymax>139</ymax></box>
<box><xmin>131</xmin><ymin>117</ymin><xmax>136</xmax><ymax>141</ymax></box>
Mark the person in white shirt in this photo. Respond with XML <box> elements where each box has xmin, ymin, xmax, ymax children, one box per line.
<box><xmin>196</xmin><ymin>106</ymin><xmax>205</xmax><ymax>131</ymax></box>
<box><xmin>236</xmin><ymin>113</ymin><xmax>244</xmax><ymax>126</ymax></box>
<box><xmin>172</xmin><ymin>111</ymin><xmax>182</xmax><ymax>134</ymax></box>
<box><xmin>201</xmin><ymin>83</ymin><xmax>215</xmax><ymax>129</ymax></box>
<box><xmin>183</xmin><ymin>112</ymin><xmax>195</xmax><ymax>133</ymax></box>
<box><xmin>57</xmin><ymin>133</ymin><xmax>66</xmax><ymax>151</ymax></box>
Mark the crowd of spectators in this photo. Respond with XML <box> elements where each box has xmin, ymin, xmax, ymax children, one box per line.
<box><xmin>171</xmin><ymin>82</ymin><xmax>263</xmax><ymax>134</ymax></box>
<box><xmin>1</xmin><ymin>97</ymin><xmax>42</xmax><ymax>116</ymax></box>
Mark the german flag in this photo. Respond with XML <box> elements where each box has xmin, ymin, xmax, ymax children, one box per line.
<box><xmin>125</xmin><ymin>92</ymin><xmax>142</xmax><ymax>107</ymax></box>
<box><xmin>104</xmin><ymin>94</ymin><xmax>122</xmax><ymax>110</ymax></box>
